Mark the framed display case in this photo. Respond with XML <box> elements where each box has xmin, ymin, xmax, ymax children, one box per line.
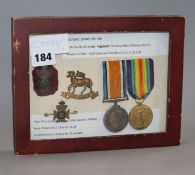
<box><xmin>12</xmin><ymin>16</ymin><xmax>185</xmax><ymax>155</ymax></box>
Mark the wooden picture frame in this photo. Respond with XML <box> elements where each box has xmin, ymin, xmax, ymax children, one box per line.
<box><xmin>12</xmin><ymin>16</ymin><xmax>185</xmax><ymax>155</ymax></box>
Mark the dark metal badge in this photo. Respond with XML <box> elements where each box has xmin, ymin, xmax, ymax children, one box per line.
<box><xmin>104</xmin><ymin>104</ymin><xmax>128</xmax><ymax>132</ymax></box>
<box><xmin>32</xmin><ymin>66</ymin><xmax>58</xmax><ymax>96</ymax></box>
<box><xmin>44</xmin><ymin>100</ymin><xmax>77</xmax><ymax>122</ymax></box>
<box><xmin>129</xmin><ymin>104</ymin><xmax>153</xmax><ymax>130</ymax></box>
<box><xmin>61</xmin><ymin>71</ymin><xmax>99</xmax><ymax>99</ymax></box>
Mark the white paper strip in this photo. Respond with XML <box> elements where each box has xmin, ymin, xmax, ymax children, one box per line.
<box><xmin>30</xmin><ymin>109</ymin><xmax>161</xmax><ymax>140</ymax></box>
<box><xmin>63</xmin><ymin>32</ymin><xmax>169</xmax><ymax>59</ymax></box>
<box><xmin>29</xmin><ymin>34</ymin><xmax>69</xmax><ymax>67</ymax></box>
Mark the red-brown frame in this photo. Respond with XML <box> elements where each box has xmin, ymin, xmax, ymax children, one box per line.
<box><xmin>12</xmin><ymin>16</ymin><xmax>185</xmax><ymax>155</ymax></box>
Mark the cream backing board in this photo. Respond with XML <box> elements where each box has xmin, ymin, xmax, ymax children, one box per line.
<box><xmin>29</xmin><ymin>32</ymin><xmax>169</xmax><ymax>140</ymax></box>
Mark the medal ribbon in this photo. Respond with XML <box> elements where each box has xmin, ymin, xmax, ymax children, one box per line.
<box><xmin>126</xmin><ymin>58</ymin><xmax>154</xmax><ymax>100</ymax></box>
<box><xmin>102</xmin><ymin>60</ymin><xmax>128</xmax><ymax>102</ymax></box>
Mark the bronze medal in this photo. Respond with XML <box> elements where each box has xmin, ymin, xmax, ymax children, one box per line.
<box><xmin>104</xmin><ymin>104</ymin><xmax>128</xmax><ymax>132</ymax></box>
<box><xmin>126</xmin><ymin>58</ymin><xmax>154</xmax><ymax>130</ymax></box>
<box><xmin>129</xmin><ymin>104</ymin><xmax>153</xmax><ymax>130</ymax></box>
<box><xmin>102</xmin><ymin>60</ymin><xmax>129</xmax><ymax>132</ymax></box>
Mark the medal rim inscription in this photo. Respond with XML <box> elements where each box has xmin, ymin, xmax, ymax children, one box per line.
<box><xmin>104</xmin><ymin>105</ymin><xmax>128</xmax><ymax>133</ymax></box>
<box><xmin>129</xmin><ymin>104</ymin><xmax>153</xmax><ymax>130</ymax></box>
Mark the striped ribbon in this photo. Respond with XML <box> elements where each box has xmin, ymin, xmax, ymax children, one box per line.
<box><xmin>102</xmin><ymin>60</ymin><xmax>128</xmax><ymax>102</ymax></box>
<box><xmin>126</xmin><ymin>58</ymin><xmax>154</xmax><ymax>100</ymax></box>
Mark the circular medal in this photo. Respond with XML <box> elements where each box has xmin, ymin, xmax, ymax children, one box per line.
<box><xmin>104</xmin><ymin>105</ymin><xmax>128</xmax><ymax>132</ymax></box>
<box><xmin>129</xmin><ymin>104</ymin><xmax>153</xmax><ymax>130</ymax></box>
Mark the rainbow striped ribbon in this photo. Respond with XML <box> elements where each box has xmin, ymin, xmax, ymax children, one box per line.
<box><xmin>102</xmin><ymin>60</ymin><xmax>128</xmax><ymax>102</ymax></box>
<box><xmin>126</xmin><ymin>58</ymin><xmax>154</xmax><ymax>100</ymax></box>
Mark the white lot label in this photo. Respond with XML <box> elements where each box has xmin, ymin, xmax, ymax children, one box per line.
<box><xmin>31</xmin><ymin>51</ymin><xmax>56</xmax><ymax>67</ymax></box>
<box><xmin>29</xmin><ymin>34</ymin><xmax>69</xmax><ymax>67</ymax></box>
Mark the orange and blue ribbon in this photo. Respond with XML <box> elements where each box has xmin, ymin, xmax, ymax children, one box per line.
<box><xmin>102</xmin><ymin>60</ymin><xmax>128</xmax><ymax>102</ymax></box>
<box><xmin>126</xmin><ymin>58</ymin><xmax>154</xmax><ymax>100</ymax></box>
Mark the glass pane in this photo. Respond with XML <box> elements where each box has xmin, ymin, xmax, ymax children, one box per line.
<box><xmin>29</xmin><ymin>32</ymin><xmax>169</xmax><ymax>140</ymax></box>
